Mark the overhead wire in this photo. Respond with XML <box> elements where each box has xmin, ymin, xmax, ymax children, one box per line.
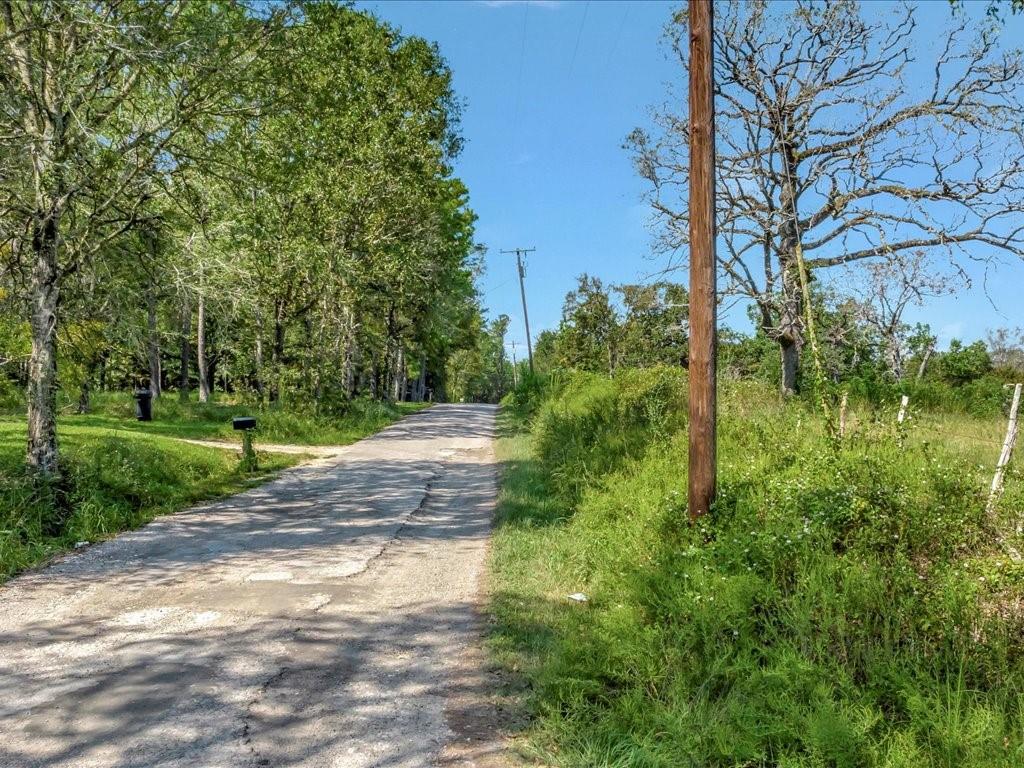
<box><xmin>606</xmin><ymin>3</ymin><xmax>630</xmax><ymax>65</ymax></box>
<box><xmin>566</xmin><ymin>1</ymin><xmax>590</xmax><ymax>80</ymax></box>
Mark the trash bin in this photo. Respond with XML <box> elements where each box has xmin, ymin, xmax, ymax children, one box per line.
<box><xmin>134</xmin><ymin>389</ymin><xmax>153</xmax><ymax>421</ymax></box>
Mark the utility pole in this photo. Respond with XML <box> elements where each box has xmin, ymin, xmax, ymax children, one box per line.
<box><xmin>688</xmin><ymin>0</ymin><xmax>716</xmax><ymax>523</ymax></box>
<box><xmin>501</xmin><ymin>247</ymin><xmax>536</xmax><ymax>374</ymax></box>
<box><xmin>510</xmin><ymin>342</ymin><xmax>519</xmax><ymax>388</ymax></box>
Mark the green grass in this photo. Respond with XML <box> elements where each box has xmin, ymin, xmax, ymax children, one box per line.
<box><xmin>0</xmin><ymin>392</ymin><xmax>427</xmax><ymax>580</ymax></box>
<box><xmin>6</xmin><ymin>390</ymin><xmax>428</xmax><ymax>445</ymax></box>
<box><xmin>489</xmin><ymin>369</ymin><xmax>1024</xmax><ymax>767</ymax></box>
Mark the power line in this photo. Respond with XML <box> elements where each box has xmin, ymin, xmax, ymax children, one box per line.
<box><xmin>566</xmin><ymin>1</ymin><xmax>590</xmax><ymax>80</ymax></box>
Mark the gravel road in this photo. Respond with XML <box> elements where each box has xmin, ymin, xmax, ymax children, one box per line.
<box><xmin>0</xmin><ymin>404</ymin><xmax>508</xmax><ymax>768</ymax></box>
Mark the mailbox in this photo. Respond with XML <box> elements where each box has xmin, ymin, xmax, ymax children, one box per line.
<box><xmin>134</xmin><ymin>389</ymin><xmax>153</xmax><ymax>421</ymax></box>
<box><xmin>233</xmin><ymin>416</ymin><xmax>257</xmax><ymax>431</ymax></box>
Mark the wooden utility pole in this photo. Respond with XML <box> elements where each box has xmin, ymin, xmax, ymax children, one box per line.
<box><xmin>688</xmin><ymin>0</ymin><xmax>716</xmax><ymax>523</ymax></box>
<box><xmin>501</xmin><ymin>248</ymin><xmax>536</xmax><ymax>374</ymax></box>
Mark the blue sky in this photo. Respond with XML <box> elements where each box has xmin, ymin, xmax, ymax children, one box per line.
<box><xmin>356</xmin><ymin>0</ymin><xmax>1024</xmax><ymax>352</ymax></box>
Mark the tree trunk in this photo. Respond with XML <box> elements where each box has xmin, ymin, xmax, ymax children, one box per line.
<box><xmin>179</xmin><ymin>294</ymin><xmax>191</xmax><ymax>401</ymax></box>
<box><xmin>344</xmin><ymin>309</ymin><xmax>357</xmax><ymax>398</ymax></box>
<box><xmin>416</xmin><ymin>355</ymin><xmax>427</xmax><ymax>402</ymax></box>
<box><xmin>392</xmin><ymin>345</ymin><xmax>405</xmax><ymax>402</ymax></box>
<box><xmin>146</xmin><ymin>287</ymin><xmax>162</xmax><ymax>397</ymax></box>
<box><xmin>886</xmin><ymin>335</ymin><xmax>904</xmax><ymax>381</ymax></box>
<box><xmin>98</xmin><ymin>350</ymin><xmax>108</xmax><ymax>391</ymax></box>
<box><xmin>916</xmin><ymin>346</ymin><xmax>933</xmax><ymax>381</ymax></box>
<box><xmin>775</xmin><ymin>128</ymin><xmax>805</xmax><ymax>398</ymax></box>
<box><xmin>270</xmin><ymin>300</ymin><xmax>285</xmax><ymax>403</ymax></box>
<box><xmin>780</xmin><ymin>337</ymin><xmax>800</xmax><ymax>396</ymax></box>
<box><xmin>197</xmin><ymin>293</ymin><xmax>210</xmax><ymax>403</ymax></box>
<box><xmin>77</xmin><ymin>356</ymin><xmax>100</xmax><ymax>415</ymax></box>
<box><xmin>26</xmin><ymin>213</ymin><xmax>61</xmax><ymax>475</ymax></box>
<box><xmin>253</xmin><ymin>313</ymin><xmax>266</xmax><ymax>405</ymax></box>
<box><xmin>77</xmin><ymin>376</ymin><xmax>91</xmax><ymax>415</ymax></box>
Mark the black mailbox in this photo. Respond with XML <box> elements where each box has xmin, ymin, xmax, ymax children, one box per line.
<box><xmin>233</xmin><ymin>416</ymin><xmax>257</xmax><ymax>431</ymax></box>
<box><xmin>134</xmin><ymin>389</ymin><xmax>153</xmax><ymax>421</ymax></box>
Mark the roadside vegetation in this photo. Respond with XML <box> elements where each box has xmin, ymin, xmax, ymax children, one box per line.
<box><xmin>0</xmin><ymin>2</ymin><xmax>466</xmax><ymax>581</ymax></box>
<box><xmin>491</xmin><ymin>369</ymin><xmax>1023</xmax><ymax>767</ymax></box>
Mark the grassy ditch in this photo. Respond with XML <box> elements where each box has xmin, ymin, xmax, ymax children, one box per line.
<box><xmin>490</xmin><ymin>368</ymin><xmax>1024</xmax><ymax>767</ymax></box>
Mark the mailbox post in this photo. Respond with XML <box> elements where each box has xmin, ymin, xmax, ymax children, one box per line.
<box><xmin>233</xmin><ymin>416</ymin><xmax>258</xmax><ymax>472</ymax></box>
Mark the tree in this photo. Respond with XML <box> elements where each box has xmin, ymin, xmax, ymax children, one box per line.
<box><xmin>986</xmin><ymin>327</ymin><xmax>1024</xmax><ymax>372</ymax></box>
<box><xmin>940</xmin><ymin>339</ymin><xmax>992</xmax><ymax>385</ymax></box>
<box><xmin>615</xmin><ymin>281</ymin><xmax>689</xmax><ymax>369</ymax></box>
<box><xmin>0</xmin><ymin>0</ymin><xmax>274</xmax><ymax>474</ymax></box>
<box><xmin>851</xmin><ymin>251</ymin><xmax>960</xmax><ymax>380</ymax></box>
<box><xmin>1</xmin><ymin>0</ymin><xmax>485</xmax><ymax>473</ymax></box>
<box><xmin>555</xmin><ymin>275</ymin><xmax>619</xmax><ymax>374</ymax></box>
<box><xmin>631</xmin><ymin>1</ymin><xmax>1024</xmax><ymax>394</ymax></box>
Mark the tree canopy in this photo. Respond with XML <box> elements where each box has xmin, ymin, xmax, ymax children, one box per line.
<box><xmin>1</xmin><ymin>0</ymin><xmax>486</xmax><ymax>476</ymax></box>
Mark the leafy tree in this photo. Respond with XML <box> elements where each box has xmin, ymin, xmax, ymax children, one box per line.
<box><xmin>940</xmin><ymin>339</ymin><xmax>992</xmax><ymax>385</ymax></box>
<box><xmin>0</xmin><ymin>0</ymin><xmax>277</xmax><ymax>475</ymax></box>
<box><xmin>555</xmin><ymin>275</ymin><xmax>619</xmax><ymax>374</ymax></box>
<box><xmin>615</xmin><ymin>282</ymin><xmax>688</xmax><ymax>369</ymax></box>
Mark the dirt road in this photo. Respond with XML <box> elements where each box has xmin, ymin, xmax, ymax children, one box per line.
<box><xmin>0</xmin><ymin>404</ymin><xmax>507</xmax><ymax>768</ymax></box>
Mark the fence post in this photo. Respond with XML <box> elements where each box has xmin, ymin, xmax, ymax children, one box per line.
<box><xmin>897</xmin><ymin>394</ymin><xmax>910</xmax><ymax>424</ymax></box>
<box><xmin>987</xmin><ymin>383</ymin><xmax>1022</xmax><ymax>517</ymax></box>
<box><xmin>839</xmin><ymin>392</ymin><xmax>848</xmax><ymax>438</ymax></box>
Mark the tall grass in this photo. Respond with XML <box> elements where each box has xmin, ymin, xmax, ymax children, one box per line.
<box><xmin>491</xmin><ymin>368</ymin><xmax>1024</xmax><ymax>767</ymax></box>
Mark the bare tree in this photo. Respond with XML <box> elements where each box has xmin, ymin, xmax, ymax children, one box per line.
<box><xmin>987</xmin><ymin>326</ymin><xmax>1024</xmax><ymax>371</ymax></box>
<box><xmin>850</xmin><ymin>250</ymin><xmax>960</xmax><ymax>379</ymax></box>
<box><xmin>631</xmin><ymin>0</ymin><xmax>1024</xmax><ymax>394</ymax></box>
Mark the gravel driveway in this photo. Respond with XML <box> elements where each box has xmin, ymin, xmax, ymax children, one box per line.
<box><xmin>0</xmin><ymin>404</ymin><xmax>508</xmax><ymax>768</ymax></box>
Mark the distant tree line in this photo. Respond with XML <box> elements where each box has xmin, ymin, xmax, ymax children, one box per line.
<box><xmin>535</xmin><ymin>270</ymin><xmax>1024</xmax><ymax>418</ymax></box>
<box><xmin>0</xmin><ymin>1</ymin><xmax>487</xmax><ymax>477</ymax></box>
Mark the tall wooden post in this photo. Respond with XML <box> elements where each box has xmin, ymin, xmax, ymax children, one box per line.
<box><xmin>688</xmin><ymin>0</ymin><xmax>716</xmax><ymax>522</ymax></box>
<box><xmin>501</xmin><ymin>247</ymin><xmax>537</xmax><ymax>375</ymax></box>
<box><xmin>516</xmin><ymin>251</ymin><xmax>535</xmax><ymax>375</ymax></box>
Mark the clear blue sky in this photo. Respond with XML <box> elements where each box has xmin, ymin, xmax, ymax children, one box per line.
<box><xmin>356</xmin><ymin>0</ymin><xmax>1024</xmax><ymax>352</ymax></box>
